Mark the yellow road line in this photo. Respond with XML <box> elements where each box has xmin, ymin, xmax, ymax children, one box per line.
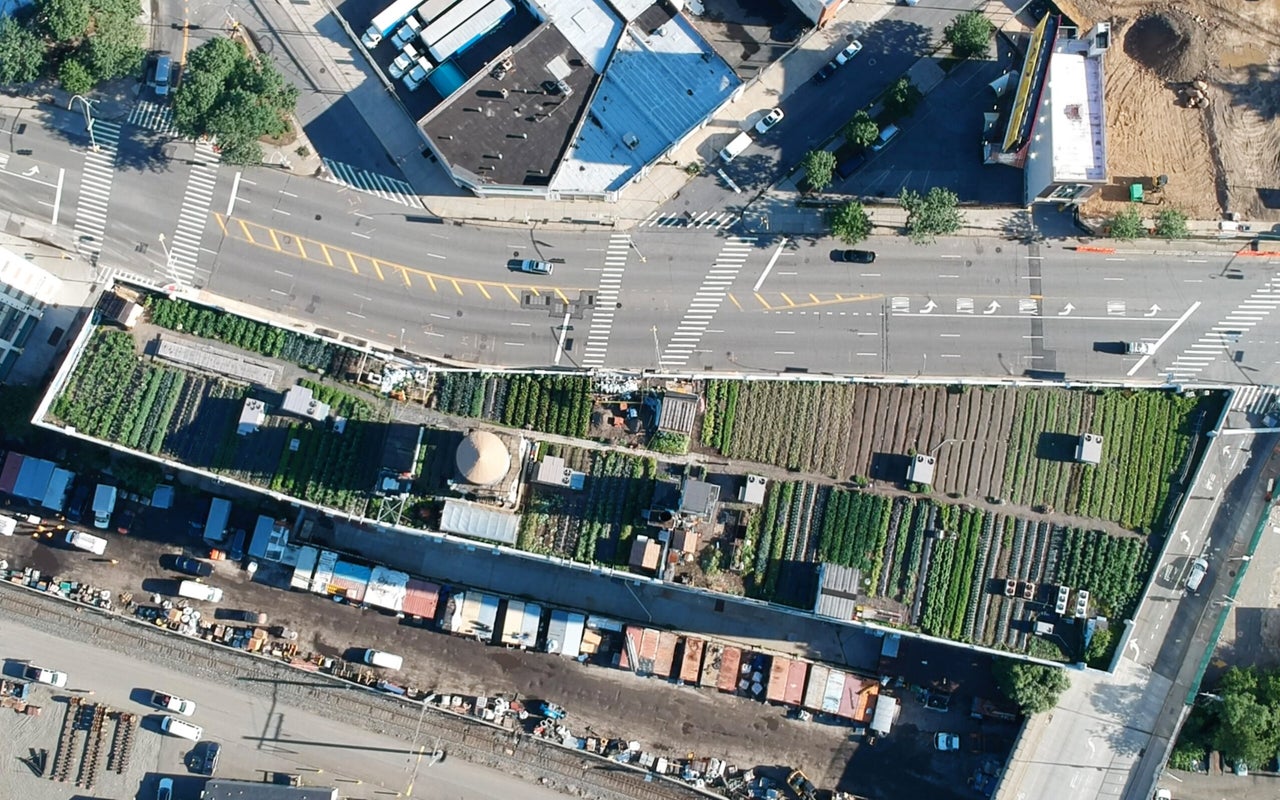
<box><xmin>451</xmin><ymin>279</ymin><xmax>463</xmax><ymax>296</ymax></box>
<box><xmin>345</xmin><ymin>250</ymin><xmax>358</xmax><ymax>274</ymax></box>
<box><xmin>318</xmin><ymin>243</ymin><xmax>333</xmax><ymax>267</ymax></box>
<box><xmin>370</xmin><ymin>259</ymin><xmax>386</xmax><ymax>281</ymax></box>
<box><xmin>476</xmin><ymin>283</ymin><xmax>491</xmax><ymax>300</ymax></box>
<box><xmin>236</xmin><ymin>219</ymin><xmax>255</xmax><ymax>244</ymax></box>
<box><xmin>728</xmin><ymin>293</ymin><xmax>742</xmax><ymax>310</ymax></box>
<box><xmin>267</xmin><ymin>228</ymin><xmax>282</xmax><ymax>251</ymax></box>
<box><xmin>504</xmin><ymin>285</ymin><xmax>518</xmax><ymax>301</ymax></box>
<box><xmin>294</xmin><ymin>238</ymin><xmax>308</xmax><ymax>260</ymax></box>
<box><xmin>809</xmin><ymin>293</ymin><xmax>819</xmax><ymax>304</ymax></box>
<box><xmin>779</xmin><ymin>292</ymin><xmax>795</xmax><ymax>307</ymax></box>
<box><xmin>402</xmin><ymin>270</ymin><xmax>412</xmax><ymax>288</ymax></box>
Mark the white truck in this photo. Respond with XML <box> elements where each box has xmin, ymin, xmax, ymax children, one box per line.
<box><xmin>361</xmin><ymin>0</ymin><xmax>421</xmax><ymax>48</ymax></box>
<box><xmin>718</xmin><ymin>131</ymin><xmax>753</xmax><ymax>163</ymax></box>
<box><xmin>178</xmin><ymin>580</ymin><xmax>224</xmax><ymax>603</ymax></box>
<box><xmin>66</xmin><ymin>530</ymin><xmax>107</xmax><ymax>555</ymax></box>
<box><xmin>92</xmin><ymin>484</ymin><xmax>118</xmax><ymax>529</ymax></box>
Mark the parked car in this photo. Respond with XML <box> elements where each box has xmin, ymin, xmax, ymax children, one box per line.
<box><xmin>197</xmin><ymin>741</ymin><xmax>221</xmax><ymax>775</ymax></box>
<box><xmin>507</xmin><ymin>258</ymin><xmax>553</xmax><ymax>276</ymax></box>
<box><xmin>1185</xmin><ymin>557</ymin><xmax>1208</xmax><ymax>594</ymax></box>
<box><xmin>172</xmin><ymin>555</ymin><xmax>213</xmax><ymax>578</ymax></box>
<box><xmin>934</xmin><ymin>732</ymin><xmax>960</xmax><ymax>751</ymax></box>
<box><xmin>1125</xmin><ymin>341</ymin><xmax>1155</xmax><ymax>355</ymax></box>
<box><xmin>157</xmin><ymin>777</ymin><xmax>173</xmax><ymax>800</ymax></box>
<box><xmin>389</xmin><ymin>48</ymin><xmax>417</xmax><ymax>80</ymax></box>
<box><xmin>226</xmin><ymin>610</ymin><xmax>268</xmax><ymax>625</ymax></box>
<box><xmin>835</xmin><ymin>152</ymin><xmax>867</xmax><ymax>179</ymax></box>
<box><xmin>160</xmin><ymin>716</ymin><xmax>202</xmax><ymax>741</ymax></box>
<box><xmin>835</xmin><ymin>40</ymin><xmax>863</xmax><ymax>65</ymax></box>
<box><xmin>814</xmin><ymin>59</ymin><xmax>838</xmax><ymax>82</ymax></box>
<box><xmin>834</xmin><ymin>249</ymin><xmax>876</xmax><ymax>263</ymax></box>
<box><xmin>23</xmin><ymin>665</ymin><xmax>68</xmax><ymax>687</ymax></box>
<box><xmin>152</xmin><ymin>55</ymin><xmax>172</xmax><ymax>96</ymax></box>
<box><xmin>115</xmin><ymin>508</ymin><xmax>135</xmax><ymax>535</ymax></box>
<box><xmin>66</xmin><ymin>485</ymin><xmax>91</xmax><ymax>523</ymax></box>
<box><xmin>755</xmin><ymin>107</ymin><xmax>784</xmax><ymax>135</ymax></box>
<box><xmin>151</xmin><ymin>691</ymin><xmax>196</xmax><ymax>716</ymax></box>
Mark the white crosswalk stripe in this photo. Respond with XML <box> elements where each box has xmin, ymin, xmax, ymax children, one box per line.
<box><xmin>322</xmin><ymin>158</ymin><xmax>421</xmax><ymax>208</ymax></box>
<box><xmin>127</xmin><ymin>99</ymin><xmax>178</xmax><ymax>136</ymax></box>
<box><xmin>163</xmin><ymin>141</ymin><xmax>220</xmax><ymax>285</ymax></box>
<box><xmin>1230</xmin><ymin>385</ymin><xmax>1280</xmax><ymax>416</ymax></box>
<box><xmin>660</xmin><ymin>236</ymin><xmax>755</xmax><ymax>367</ymax></box>
<box><xmin>0</xmin><ymin>152</ymin><xmax>9</xmax><ymax>170</ymax></box>
<box><xmin>639</xmin><ymin>210</ymin><xmax>739</xmax><ymax>230</ymax></box>
<box><xmin>72</xmin><ymin>120</ymin><xmax>122</xmax><ymax>262</ymax></box>
<box><xmin>581</xmin><ymin>234</ymin><xmax>630</xmax><ymax>368</ymax></box>
<box><xmin>1167</xmin><ymin>273</ymin><xmax>1280</xmax><ymax>379</ymax></box>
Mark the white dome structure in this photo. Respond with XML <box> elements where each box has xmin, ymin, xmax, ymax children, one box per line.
<box><xmin>455</xmin><ymin>430</ymin><xmax>511</xmax><ymax>486</ymax></box>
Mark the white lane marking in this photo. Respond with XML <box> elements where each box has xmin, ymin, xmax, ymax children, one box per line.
<box><xmin>753</xmin><ymin>239</ymin><xmax>788</xmax><ymax>291</ymax></box>
<box><xmin>52</xmin><ymin>167</ymin><xmax>64</xmax><ymax>226</ymax></box>
<box><xmin>1127</xmin><ymin>300</ymin><xmax>1203</xmax><ymax>377</ymax></box>
<box><xmin>226</xmin><ymin>171</ymin><xmax>242</xmax><ymax>216</ymax></box>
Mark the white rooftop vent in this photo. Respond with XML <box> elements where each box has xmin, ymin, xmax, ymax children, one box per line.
<box><xmin>623</xmin><ymin>133</ymin><xmax>639</xmax><ymax>150</ymax></box>
<box><xmin>545</xmin><ymin>55</ymin><xmax>571</xmax><ymax>81</ymax></box>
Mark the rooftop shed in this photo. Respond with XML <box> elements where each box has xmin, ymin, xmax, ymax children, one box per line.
<box><xmin>440</xmin><ymin>499</ymin><xmax>519</xmax><ymax>545</ymax></box>
<box><xmin>281</xmin><ymin>384</ymin><xmax>330</xmax><ymax>423</ymax></box>
<box><xmin>1076</xmin><ymin>433</ymin><xmax>1103</xmax><ymax>465</ymax></box>
<box><xmin>814</xmin><ymin>563</ymin><xmax>860</xmax><ymax>621</ymax></box>
<box><xmin>907</xmin><ymin>453</ymin><xmax>936</xmax><ymax>485</ymax></box>
<box><xmin>739</xmin><ymin>475</ymin><xmax>767</xmax><ymax>504</ymax></box>
<box><xmin>657</xmin><ymin>391</ymin><xmax>698</xmax><ymax>436</ymax></box>
<box><xmin>678</xmin><ymin>478</ymin><xmax>720</xmax><ymax>519</ymax></box>
<box><xmin>629</xmin><ymin>535</ymin><xmax>661</xmax><ymax>571</ymax></box>
<box><xmin>238</xmin><ymin>398</ymin><xmax>266</xmax><ymax>435</ymax></box>
<box><xmin>402</xmin><ymin>579</ymin><xmax>442</xmax><ymax>623</ymax></box>
<box><xmin>534</xmin><ymin>454</ymin><xmax>585</xmax><ymax>490</ymax></box>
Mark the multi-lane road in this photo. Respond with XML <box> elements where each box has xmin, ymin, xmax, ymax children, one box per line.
<box><xmin>2</xmin><ymin>104</ymin><xmax>1277</xmax><ymax>385</ymax></box>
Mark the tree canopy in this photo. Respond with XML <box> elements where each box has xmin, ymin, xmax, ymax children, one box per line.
<box><xmin>900</xmin><ymin>187</ymin><xmax>964</xmax><ymax>243</ymax></box>
<box><xmin>173</xmin><ymin>37</ymin><xmax>299</xmax><ymax>165</ymax></box>
<box><xmin>843</xmin><ymin>111</ymin><xmax>879</xmax><ymax>150</ymax></box>
<box><xmin>882</xmin><ymin>77</ymin><xmax>922</xmax><ymax>120</ymax></box>
<box><xmin>994</xmin><ymin>660</ymin><xmax>1069</xmax><ymax>714</ymax></box>
<box><xmin>1176</xmin><ymin>667</ymin><xmax>1280</xmax><ymax>770</ymax></box>
<box><xmin>830</xmin><ymin>200</ymin><xmax>872</xmax><ymax>244</ymax></box>
<box><xmin>0</xmin><ymin>17</ymin><xmax>45</xmax><ymax>85</ymax></box>
<box><xmin>25</xmin><ymin>0</ymin><xmax>144</xmax><ymax>91</ymax></box>
<box><xmin>801</xmin><ymin>149</ymin><xmax>837</xmax><ymax>193</ymax></box>
<box><xmin>944</xmin><ymin>11</ymin><xmax>995</xmax><ymax>60</ymax></box>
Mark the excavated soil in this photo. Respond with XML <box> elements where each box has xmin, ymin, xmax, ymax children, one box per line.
<box><xmin>1073</xmin><ymin>0</ymin><xmax>1280</xmax><ymax>221</ymax></box>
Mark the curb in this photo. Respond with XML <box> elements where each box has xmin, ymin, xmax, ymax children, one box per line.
<box><xmin>1074</xmin><ymin>246</ymin><xmax>1117</xmax><ymax>254</ymax></box>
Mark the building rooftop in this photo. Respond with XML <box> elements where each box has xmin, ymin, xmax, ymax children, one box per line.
<box><xmin>815</xmin><ymin>563</ymin><xmax>860</xmax><ymax>621</ymax></box>
<box><xmin>739</xmin><ymin>475</ymin><xmax>767</xmax><ymax>505</ymax></box>
<box><xmin>657</xmin><ymin>390</ymin><xmax>698</xmax><ymax>435</ymax></box>
<box><xmin>1076</xmin><ymin>433</ymin><xmax>1103</xmax><ymax>465</ymax></box>
<box><xmin>1041</xmin><ymin>43</ymin><xmax>1107</xmax><ymax>183</ymax></box>
<box><xmin>630</xmin><ymin>534</ymin><xmax>661</xmax><ymax>570</ymax></box>
<box><xmin>423</xmin><ymin>24</ymin><xmax>600</xmax><ymax>190</ymax></box>
<box><xmin>551</xmin><ymin>6</ymin><xmax>739</xmax><ymax>193</ymax></box>
<box><xmin>238</xmin><ymin>398</ymin><xmax>266</xmax><ymax>435</ymax></box>
<box><xmin>0</xmin><ymin>244</ymin><xmax>63</xmax><ymax>306</ymax></box>
<box><xmin>907</xmin><ymin>454</ymin><xmax>936</xmax><ymax>486</ymax></box>
<box><xmin>282</xmin><ymin>385</ymin><xmax>330</xmax><ymax>422</ymax></box>
<box><xmin>199</xmin><ymin>779</ymin><xmax>337</xmax><ymax>800</ymax></box>
<box><xmin>678</xmin><ymin>478</ymin><xmax>719</xmax><ymax>518</ymax></box>
<box><xmin>440</xmin><ymin>498</ymin><xmax>519</xmax><ymax>544</ymax></box>
<box><xmin>535</xmin><ymin>454</ymin><xmax>585</xmax><ymax>489</ymax></box>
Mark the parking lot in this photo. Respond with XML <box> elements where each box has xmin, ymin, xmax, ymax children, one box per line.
<box><xmin>0</xmin><ymin>477</ymin><xmax>1017</xmax><ymax>796</ymax></box>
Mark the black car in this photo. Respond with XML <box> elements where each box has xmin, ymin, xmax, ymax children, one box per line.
<box><xmin>198</xmin><ymin>742</ymin><xmax>220</xmax><ymax>775</ymax></box>
<box><xmin>834</xmin><ymin>249</ymin><xmax>876</xmax><ymax>263</ymax></box>
<box><xmin>814</xmin><ymin>60</ymin><xmax>838</xmax><ymax>82</ymax></box>
<box><xmin>836</xmin><ymin>152</ymin><xmax>867</xmax><ymax>180</ymax></box>
<box><xmin>173</xmin><ymin>555</ymin><xmax>213</xmax><ymax>578</ymax></box>
<box><xmin>65</xmin><ymin>485</ymin><xmax>91</xmax><ymax>523</ymax></box>
<box><xmin>115</xmin><ymin>508</ymin><xmax>135</xmax><ymax>535</ymax></box>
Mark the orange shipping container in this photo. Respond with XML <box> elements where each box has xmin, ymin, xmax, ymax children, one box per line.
<box><xmin>680</xmin><ymin>637</ymin><xmax>705</xmax><ymax>684</ymax></box>
<box><xmin>717</xmin><ymin>646</ymin><xmax>742</xmax><ymax>693</ymax></box>
<box><xmin>618</xmin><ymin>625</ymin><xmax>644</xmax><ymax>671</ymax></box>
<box><xmin>654</xmin><ymin>632</ymin><xmax>679</xmax><ymax>678</ymax></box>
<box><xmin>766</xmin><ymin>657</ymin><xmax>791</xmax><ymax>703</ymax></box>
<box><xmin>784</xmin><ymin>660</ymin><xmax>808</xmax><ymax>707</ymax></box>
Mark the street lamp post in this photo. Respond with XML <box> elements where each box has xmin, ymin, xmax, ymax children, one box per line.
<box><xmin>629</xmin><ymin>239</ymin><xmax>647</xmax><ymax>263</ymax></box>
<box><xmin>67</xmin><ymin>95</ymin><xmax>100</xmax><ymax>153</ymax></box>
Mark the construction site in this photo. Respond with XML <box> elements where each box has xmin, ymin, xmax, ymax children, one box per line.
<box><xmin>1065</xmin><ymin>0</ymin><xmax>1280</xmax><ymax>222</ymax></box>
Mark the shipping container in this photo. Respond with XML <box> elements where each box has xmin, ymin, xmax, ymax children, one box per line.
<box><xmin>329</xmin><ymin>561</ymin><xmax>371</xmax><ymax>602</ymax></box>
<box><xmin>519</xmin><ymin>603</ymin><xmax>542</xmax><ymax>648</ymax></box>
<box><xmin>476</xmin><ymin>594</ymin><xmax>500</xmax><ymax>641</ymax></box>
<box><xmin>837</xmin><ymin>673</ymin><xmax>870</xmax><ymax>720</ymax></box>
<box><xmin>559</xmin><ymin>612</ymin><xmax>586</xmax><ymax>658</ymax></box>
<box><xmin>311</xmin><ymin>550</ymin><xmax>338</xmax><ymax>595</ymax></box>
<box><xmin>637</xmin><ymin>628</ymin><xmax>660</xmax><ymax>674</ymax></box>
<box><xmin>500</xmin><ymin>600</ymin><xmax>542</xmax><ymax>648</ymax></box>
<box><xmin>618</xmin><ymin>625</ymin><xmax>642</xmax><ymax>671</ymax></box>
<box><xmin>700</xmin><ymin>641</ymin><xmax>724</xmax><ymax>687</ymax></box>
<box><xmin>766</xmin><ymin>657</ymin><xmax>791</xmax><ymax>703</ymax></box>
<box><xmin>290</xmin><ymin>546</ymin><xmax>318</xmax><ymax>591</ymax></box>
<box><xmin>717</xmin><ymin>646</ymin><xmax>742</xmax><ymax>693</ymax></box>
<box><xmin>679</xmin><ymin>637</ymin><xmax>704</xmax><ymax>684</ymax></box>
<box><xmin>653</xmin><ymin>632</ymin><xmax>679</xmax><ymax>678</ymax></box>
<box><xmin>803</xmin><ymin>665</ymin><xmax>831</xmax><ymax>711</ymax></box>
<box><xmin>419</xmin><ymin>0</ymin><xmax>487</xmax><ymax>47</ymax></box>
<box><xmin>203</xmin><ymin>498</ymin><xmax>232</xmax><ymax>543</ymax></box>
<box><xmin>427</xmin><ymin>0</ymin><xmax>512</xmax><ymax>62</ymax></box>
<box><xmin>545</xmin><ymin>609</ymin><xmax>568</xmax><ymax>655</ymax></box>
<box><xmin>784</xmin><ymin>660</ymin><xmax>808</xmax><ymax>707</ymax></box>
<box><xmin>402</xmin><ymin>579</ymin><xmax>442</xmax><ymax>623</ymax></box>
<box><xmin>364</xmin><ymin>566</ymin><xmax>409</xmax><ymax>613</ymax></box>
<box><xmin>822</xmin><ymin>669</ymin><xmax>845</xmax><ymax>714</ymax></box>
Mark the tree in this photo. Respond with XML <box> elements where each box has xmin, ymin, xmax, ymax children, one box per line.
<box><xmin>82</xmin><ymin>7</ymin><xmax>144</xmax><ymax>82</ymax></box>
<box><xmin>801</xmin><ymin>149</ymin><xmax>837</xmax><ymax>193</ymax></box>
<box><xmin>994</xmin><ymin>660</ymin><xmax>1069</xmax><ymax>714</ymax></box>
<box><xmin>1084</xmin><ymin>627</ymin><xmax>1113</xmax><ymax>667</ymax></box>
<box><xmin>1214</xmin><ymin>667</ymin><xmax>1280</xmax><ymax>767</ymax></box>
<box><xmin>1108</xmin><ymin>207</ymin><xmax>1145</xmax><ymax>240</ymax></box>
<box><xmin>58</xmin><ymin>57</ymin><xmax>93</xmax><ymax>95</ymax></box>
<box><xmin>944</xmin><ymin>11</ymin><xmax>995</xmax><ymax>60</ymax></box>
<box><xmin>882</xmin><ymin>77</ymin><xmax>921</xmax><ymax>120</ymax></box>
<box><xmin>0</xmin><ymin>17</ymin><xmax>46</xmax><ymax>85</ymax></box>
<box><xmin>35</xmin><ymin>0</ymin><xmax>90</xmax><ymax>42</ymax></box>
<box><xmin>174</xmin><ymin>37</ymin><xmax>299</xmax><ymax>166</ymax></box>
<box><xmin>830</xmin><ymin>200</ymin><xmax>872</xmax><ymax>244</ymax></box>
<box><xmin>1154</xmin><ymin>208</ymin><xmax>1190</xmax><ymax>239</ymax></box>
<box><xmin>899</xmin><ymin>187</ymin><xmax>964</xmax><ymax>243</ymax></box>
<box><xmin>843</xmin><ymin>111</ymin><xmax>879</xmax><ymax>150</ymax></box>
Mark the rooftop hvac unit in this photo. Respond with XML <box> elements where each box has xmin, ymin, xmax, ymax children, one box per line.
<box><xmin>560</xmin><ymin>468</ymin><xmax>572</xmax><ymax>486</ymax></box>
<box><xmin>624</xmin><ymin>133</ymin><xmax>639</xmax><ymax>150</ymax></box>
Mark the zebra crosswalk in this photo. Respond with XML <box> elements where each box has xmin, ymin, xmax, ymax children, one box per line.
<box><xmin>163</xmin><ymin>141</ymin><xmax>220</xmax><ymax>285</ymax></box>
<box><xmin>1230</xmin><ymin>385</ymin><xmax>1280</xmax><ymax>417</ymax></box>
<box><xmin>659</xmin><ymin>236</ymin><xmax>755</xmax><ymax>367</ymax></box>
<box><xmin>581</xmin><ymin>234</ymin><xmax>630</xmax><ymax>368</ymax></box>
<box><xmin>322</xmin><ymin>158</ymin><xmax>421</xmax><ymax>208</ymax></box>
<box><xmin>127</xmin><ymin>99</ymin><xmax>178</xmax><ymax>136</ymax></box>
<box><xmin>73</xmin><ymin>120</ymin><xmax>122</xmax><ymax>261</ymax></box>
<box><xmin>639</xmin><ymin>210</ymin><xmax>739</xmax><ymax>230</ymax></box>
<box><xmin>1166</xmin><ymin>274</ymin><xmax>1280</xmax><ymax>379</ymax></box>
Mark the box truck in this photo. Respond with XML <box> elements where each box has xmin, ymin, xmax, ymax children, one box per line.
<box><xmin>66</xmin><ymin>530</ymin><xmax>108</xmax><ymax>555</ymax></box>
<box><xmin>361</xmin><ymin>0</ymin><xmax>422</xmax><ymax>48</ymax></box>
<box><xmin>92</xmin><ymin>484</ymin><xmax>118</xmax><ymax>529</ymax></box>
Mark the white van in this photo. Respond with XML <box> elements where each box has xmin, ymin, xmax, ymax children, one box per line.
<box><xmin>718</xmin><ymin>131</ymin><xmax>753</xmax><ymax>163</ymax></box>
<box><xmin>363</xmin><ymin>649</ymin><xmax>403</xmax><ymax>670</ymax></box>
<box><xmin>66</xmin><ymin>530</ymin><xmax>107</xmax><ymax>555</ymax></box>
<box><xmin>161</xmin><ymin>716</ymin><xmax>203</xmax><ymax>741</ymax></box>
<box><xmin>871</xmin><ymin>123</ymin><xmax>900</xmax><ymax>152</ymax></box>
<box><xmin>178</xmin><ymin>580</ymin><xmax>224</xmax><ymax>603</ymax></box>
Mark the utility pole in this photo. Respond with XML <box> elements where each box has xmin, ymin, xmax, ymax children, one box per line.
<box><xmin>68</xmin><ymin>95</ymin><xmax>100</xmax><ymax>153</ymax></box>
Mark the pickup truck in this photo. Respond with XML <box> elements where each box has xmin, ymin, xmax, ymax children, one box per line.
<box><xmin>151</xmin><ymin>691</ymin><xmax>196</xmax><ymax>716</ymax></box>
<box><xmin>24</xmin><ymin>665</ymin><xmax>68</xmax><ymax>687</ymax></box>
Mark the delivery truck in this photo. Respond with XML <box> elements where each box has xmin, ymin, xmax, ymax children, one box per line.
<box><xmin>361</xmin><ymin>0</ymin><xmax>422</xmax><ymax>48</ymax></box>
<box><xmin>178</xmin><ymin>580</ymin><xmax>224</xmax><ymax>603</ymax></box>
<box><xmin>66</xmin><ymin>530</ymin><xmax>108</xmax><ymax>555</ymax></box>
<box><xmin>92</xmin><ymin>484</ymin><xmax>118</xmax><ymax>529</ymax></box>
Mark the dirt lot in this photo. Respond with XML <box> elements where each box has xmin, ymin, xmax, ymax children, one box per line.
<box><xmin>1073</xmin><ymin>0</ymin><xmax>1280</xmax><ymax>222</ymax></box>
<box><xmin>0</xmin><ymin>508</ymin><xmax>991</xmax><ymax>797</ymax></box>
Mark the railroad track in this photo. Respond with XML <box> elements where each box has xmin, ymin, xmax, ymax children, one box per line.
<box><xmin>0</xmin><ymin>584</ymin><xmax>712</xmax><ymax>800</ymax></box>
